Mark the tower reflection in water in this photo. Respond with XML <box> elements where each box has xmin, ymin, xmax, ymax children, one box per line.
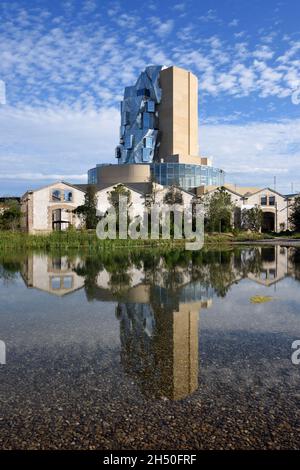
<box><xmin>17</xmin><ymin>245</ymin><xmax>299</xmax><ymax>400</ymax></box>
<box><xmin>116</xmin><ymin>284</ymin><xmax>212</xmax><ymax>401</ymax></box>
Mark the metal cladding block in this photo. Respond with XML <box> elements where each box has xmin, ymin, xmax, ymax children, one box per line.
<box><xmin>116</xmin><ymin>65</ymin><xmax>163</xmax><ymax>164</ymax></box>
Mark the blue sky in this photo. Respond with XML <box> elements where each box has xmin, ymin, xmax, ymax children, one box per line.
<box><xmin>0</xmin><ymin>0</ymin><xmax>300</xmax><ymax>195</ymax></box>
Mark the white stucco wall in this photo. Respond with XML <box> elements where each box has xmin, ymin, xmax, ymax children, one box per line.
<box><xmin>30</xmin><ymin>253</ymin><xmax>85</xmax><ymax>296</ymax></box>
<box><xmin>95</xmin><ymin>185</ymin><xmax>145</xmax><ymax>219</ymax></box>
<box><xmin>204</xmin><ymin>187</ymin><xmax>290</xmax><ymax>232</ymax></box>
<box><xmin>31</xmin><ymin>182</ymin><xmax>85</xmax><ymax>232</ymax></box>
<box><xmin>246</xmin><ymin>189</ymin><xmax>288</xmax><ymax>231</ymax></box>
<box><xmin>95</xmin><ymin>185</ymin><xmax>195</xmax><ymax>226</ymax></box>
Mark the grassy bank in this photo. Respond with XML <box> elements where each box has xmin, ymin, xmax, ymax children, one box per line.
<box><xmin>0</xmin><ymin>230</ymin><xmax>276</xmax><ymax>251</ymax></box>
<box><xmin>204</xmin><ymin>232</ymin><xmax>274</xmax><ymax>244</ymax></box>
<box><xmin>0</xmin><ymin>231</ymin><xmax>187</xmax><ymax>251</ymax></box>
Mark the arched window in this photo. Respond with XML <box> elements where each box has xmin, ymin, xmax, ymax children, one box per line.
<box><xmin>52</xmin><ymin>189</ymin><xmax>61</xmax><ymax>202</ymax></box>
<box><xmin>64</xmin><ymin>190</ymin><xmax>73</xmax><ymax>202</ymax></box>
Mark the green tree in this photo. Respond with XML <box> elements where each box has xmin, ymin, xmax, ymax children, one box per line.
<box><xmin>241</xmin><ymin>206</ymin><xmax>263</xmax><ymax>232</ymax></box>
<box><xmin>289</xmin><ymin>196</ymin><xmax>300</xmax><ymax>232</ymax></box>
<box><xmin>144</xmin><ymin>180</ymin><xmax>160</xmax><ymax>236</ymax></box>
<box><xmin>108</xmin><ymin>184</ymin><xmax>132</xmax><ymax>232</ymax></box>
<box><xmin>204</xmin><ymin>188</ymin><xmax>234</xmax><ymax>233</ymax></box>
<box><xmin>163</xmin><ymin>185</ymin><xmax>183</xmax><ymax>206</ymax></box>
<box><xmin>163</xmin><ymin>185</ymin><xmax>184</xmax><ymax>238</ymax></box>
<box><xmin>108</xmin><ymin>184</ymin><xmax>132</xmax><ymax>210</ymax></box>
<box><xmin>74</xmin><ymin>185</ymin><xmax>99</xmax><ymax>229</ymax></box>
<box><xmin>0</xmin><ymin>200</ymin><xmax>21</xmax><ymax>231</ymax></box>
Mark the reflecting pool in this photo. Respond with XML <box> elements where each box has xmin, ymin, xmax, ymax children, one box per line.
<box><xmin>0</xmin><ymin>245</ymin><xmax>300</xmax><ymax>449</ymax></box>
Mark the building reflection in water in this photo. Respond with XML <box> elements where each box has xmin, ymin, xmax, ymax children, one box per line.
<box><xmin>0</xmin><ymin>340</ymin><xmax>6</xmax><ymax>365</ymax></box>
<box><xmin>17</xmin><ymin>245</ymin><xmax>299</xmax><ymax>400</ymax></box>
<box><xmin>246</xmin><ymin>245</ymin><xmax>289</xmax><ymax>287</ymax></box>
<box><xmin>21</xmin><ymin>254</ymin><xmax>85</xmax><ymax>296</ymax></box>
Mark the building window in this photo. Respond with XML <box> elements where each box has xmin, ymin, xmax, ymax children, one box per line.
<box><xmin>142</xmin><ymin>148</ymin><xmax>151</xmax><ymax>162</ymax></box>
<box><xmin>125</xmin><ymin>134</ymin><xmax>133</xmax><ymax>150</ymax></box>
<box><xmin>147</xmin><ymin>100</ymin><xmax>155</xmax><ymax>112</ymax></box>
<box><xmin>52</xmin><ymin>189</ymin><xmax>61</xmax><ymax>202</ymax></box>
<box><xmin>63</xmin><ymin>276</ymin><xmax>73</xmax><ymax>289</ymax></box>
<box><xmin>261</xmin><ymin>195</ymin><xmax>267</xmax><ymax>206</ymax></box>
<box><xmin>143</xmin><ymin>136</ymin><xmax>153</xmax><ymax>148</ymax></box>
<box><xmin>269</xmin><ymin>196</ymin><xmax>275</xmax><ymax>206</ymax></box>
<box><xmin>51</xmin><ymin>277</ymin><xmax>61</xmax><ymax>290</ymax></box>
<box><xmin>64</xmin><ymin>190</ymin><xmax>73</xmax><ymax>202</ymax></box>
<box><xmin>137</xmin><ymin>88</ymin><xmax>150</xmax><ymax>97</ymax></box>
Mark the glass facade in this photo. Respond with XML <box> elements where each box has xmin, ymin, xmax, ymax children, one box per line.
<box><xmin>151</xmin><ymin>163</ymin><xmax>225</xmax><ymax>191</ymax></box>
<box><xmin>87</xmin><ymin>167</ymin><xmax>97</xmax><ymax>185</ymax></box>
<box><xmin>87</xmin><ymin>163</ymin><xmax>225</xmax><ymax>190</ymax></box>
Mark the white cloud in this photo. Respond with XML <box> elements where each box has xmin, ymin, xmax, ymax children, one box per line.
<box><xmin>0</xmin><ymin>2</ymin><xmax>300</xmax><ymax>195</ymax></box>
<box><xmin>82</xmin><ymin>0</ymin><xmax>97</xmax><ymax>14</ymax></box>
<box><xmin>253</xmin><ymin>45</ymin><xmax>274</xmax><ymax>60</ymax></box>
<box><xmin>0</xmin><ymin>173</ymin><xmax>86</xmax><ymax>181</ymax></box>
<box><xmin>201</xmin><ymin>119</ymin><xmax>300</xmax><ymax>193</ymax></box>
<box><xmin>149</xmin><ymin>17</ymin><xmax>174</xmax><ymax>37</ymax></box>
<box><xmin>174</xmin><ymin>3</ymin><xmax>185</xmax><ymax>11</ymax></box>
<box><xmin>198</xmin><ymin>9</ymin><xmax>221</xmax><ymax>23</ymax></box>
<box><xmin>229</xmin><ymin>19</ymin><xmax>239</xmax><ymax>27</ymax></box>
<box><xmin>0</xmin><ymin>105</ymin><xmax>119</xmax><ymax>193</ymax></box>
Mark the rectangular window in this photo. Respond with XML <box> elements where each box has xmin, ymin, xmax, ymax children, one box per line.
<box><xmin>261</xmin><ymin>196</ymin><xmax>267</xmax><ymax>206</ymax></box>
<box><xmin>52</xmin><ymin>209</ymin><xmax>61</xmax><ymax>221</ymax></box>
<box><xmin>269</xmin><ymin>196</ymin><xmax>275</xmax><ymax>206</ymax></box>
<box><xmin>63</xmin><ymin>276</ymin><xmax>73</xmax><ymax>289</ymax></box>
<box><xmin>147</xmin><ymin>101</ymin><xmax>155</xmax><ymax>112</ymax></box>
<box><xmin>142</xmin><ymin>148</ymin><xmax>151</xmax><ymax>162</ymax></box>
<box><xmin>142</xmin><ymin>112</ymin><xmax>150</xmax><ymax>129</ymax></box>
<box><xmin>143</xmin><ymin>136</ymin><xmax>153</xmax><ymax>148</ymax></box>
<box><xmin>125</xmin><ymin>134</ymin><xmax>133</xmax><ymax>149</ymax></box>
<box><xmin>51</xmin><ymin>277</ymin><xmax>61</xmax><ymax>290</ymax></box>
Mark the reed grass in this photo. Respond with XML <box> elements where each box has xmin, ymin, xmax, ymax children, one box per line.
<box><xmin>0</xmin><ymin>229</ymin><xmax>275</xmax><ymax>252</ymax></box>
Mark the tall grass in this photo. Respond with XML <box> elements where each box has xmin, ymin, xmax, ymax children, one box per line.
<box><xmin>0</xmin><ymin>231</ymin><xmax>187</xmax><ymax>252</ymax></box>
<box><xmin>0</xmin><ymin>229</ymin><xmax>277</xmax><ymax>253</ymax></box>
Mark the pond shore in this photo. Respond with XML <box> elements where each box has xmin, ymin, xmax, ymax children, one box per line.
<box><xmin>0</xmin><ymin>231</ymin><xmax>300</xmax><ymax>250</ymax></box>
<box><xmin>232</xmin><ymin>238</ymin><xmax>300</xmax><ymax>247</ymax></box>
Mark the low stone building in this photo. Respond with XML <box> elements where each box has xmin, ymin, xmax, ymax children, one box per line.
<box><xmin>21</xmin><ymin>253</ymin><xmax>85</xmax><ymax>296</ymax></box>
<box><xmin>21</xmin><ymin>182</ymin><xmax>85</xmax><ymax>233</ymax></box>
<box><xmin>21</xmin><ymin>181</ymin><xmax>195</xmax><ymax>234</ymax></box>
<box><xmin>198</xmin><ymin>184</ymin><xmax>298</xmax><ymax>232</ymax></box>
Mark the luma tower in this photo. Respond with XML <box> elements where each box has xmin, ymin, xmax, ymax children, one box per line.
<box><xmin>88</xmin><ymin>65</ymin><xmax>224</xmax><ymax>190</ymax></box>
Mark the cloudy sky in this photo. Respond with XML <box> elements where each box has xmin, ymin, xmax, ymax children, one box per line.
<box><xmin>0</xmin><ymin>0</ymin><xmax>300</xmax><ymax>195</ymax></box>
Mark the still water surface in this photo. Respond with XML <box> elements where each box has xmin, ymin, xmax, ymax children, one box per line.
<box><xmin>0</xmin><ymin>245</ymin><xmax>300</xmax><ymax>449</ymax></box>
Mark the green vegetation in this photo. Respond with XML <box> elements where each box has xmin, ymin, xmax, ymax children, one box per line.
<box><xmin>74</xmin><ymin>185</ymin><xmax>99</xmax><ymax>229</ymax></box>
<box><xmin>203</xmin><ymin>188</ymin><xmax>234</xmax><ymax>233</ymax></box>
<box><xmin>241</xmin><ymin>206</ymin><xmax>263</xmax><ymax>232</ymax></box>
<box><xmin>250</xmin><ymin>296</ymin><xmax>274</xmax><ymax>304</ymax></box>
<box><xmin>0</xmin><ymin>200</ymin><xmax>21</xmax><ymax>231</ymax></box>
<box><xmin>0</xmin><ymin>229</ymin><xmax>277</xmax><ymax>252</ymax></box>
<box><xmin>163</xmin><ymin>185</ymin><xmax>184</xmax><ymax>206</ymax></box>
<box><xmin>108</xmin><ymin>184</ymin><xmax>132</xmax><ymax>215</ymax></box>
<box><xmin>104</xmin><ymin>183</ymin><xmax>133</xmax><ymax>233</ymax></box>
<box><xmin>0</xmin><ymin>230</ymin><xmax>188</xmax><ymax>251</ymax></box>
<box><xmin>204</xmin><ymin>231</ymin><xmax>272</xmax><ymax>243</ymax></box>
<box><xmin>289</xmin><ymin>196</ymin><xmax>300</xmax><ymax>232</ymax></box>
